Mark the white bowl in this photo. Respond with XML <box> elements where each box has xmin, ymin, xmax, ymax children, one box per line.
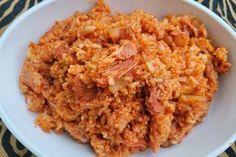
<box><xmin>0</xmin><ymin>0</ymin><xmax>235</xmax><ymax>157</ymax></box>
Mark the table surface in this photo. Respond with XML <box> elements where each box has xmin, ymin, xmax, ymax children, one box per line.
<box><xmin>0</xmin><ymin>0</ymin><xmax>235</xmax><ymax>157</ymax></box>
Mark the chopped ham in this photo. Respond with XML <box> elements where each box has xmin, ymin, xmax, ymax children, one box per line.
<box><xmin>108</xmin><ymin>58</ymin><xmax>138</xmax><ymax>79</ymax></box>
<box><xmin>96</xmin><ymin>77</ymin><xmax>109</xmax><ymax>88</ymax></box>
<box><xmin>115</xmin><ymin>41</ymin><xmax>137</xmax><ymax>60</ymax></box>
<box><xmin>21</xmin><ymin>67</ymin><xmax>48</xmax><ymax>93</ymax></box>
<box><xmin>148</xmin><ymin>88</ymin><xmax>161</xmax><ymax>113</ymax></box>
<box><xmin>180</xmin><ymin>19</ymin><xmax>198</xmax><ymax>37</ymax></box>
<box><xmin>96</xmin><ymin>58</ymin><xmax>138</xmax><ymax>87</ymax></box>
<box><xmin>73</xmin><ymin>76</ymin><xmax>97</xmax><ymax>102</ymax></box>
<box><xmin>54</xmin><ymin>44</ymin><xmax>74</xmax><ymax>60</ymax></box>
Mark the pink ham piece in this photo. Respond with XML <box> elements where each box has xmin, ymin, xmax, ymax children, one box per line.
<box><xmin>108</xmin><ymin>58</ymin><xmax>138</xmax><ymax>79</ymax></box>
<box><xmin>96</xmin><ymin>58</ymin><xmax>138</xmax><ymax>87</ymax></box>
<box><xmin>21</xmin><ymin>67</ymin><xmax>48</xmax><ymax>94</ymax></box>
<box><xmin>73</xmin><ymin>76</ymin><xmax>97</xmax><ymax>102</ymax></box>
<box><xmin>148</xmin><ymin>88</ymin><xmax>161</xmax><ymax>113</ymax></box>
<box><xmin>96</xmin><ymin>77</ymin><xmax>109</xmax><ymax>88</ymax></box>
<box><xmin>115</xmin><ymin>41</ymin><xmax>137</xmax><ymax>60</ymax></box>
<box><xmin>54</xmin><ymin>44</ymin><xmax>74</xmax><ymax>60</ymax></box>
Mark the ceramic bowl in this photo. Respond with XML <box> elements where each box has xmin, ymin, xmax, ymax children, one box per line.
<box><xmin>0</xmin><ymin>0</ymin><xmax>235</xmax><ymax>157</ymax></box>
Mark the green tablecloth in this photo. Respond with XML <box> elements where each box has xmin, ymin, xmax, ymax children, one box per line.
<box><xmin>0</xmin><ymin>0</ymin><xmax>235</xmax><ymax>156</ymax></box>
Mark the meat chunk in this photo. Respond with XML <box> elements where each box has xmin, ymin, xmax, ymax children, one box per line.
<box><xmin>96</xmin><ymin>58</ymin><xmax>137</xmax><ymax>87</ymax></box>
<box><xmin>20</xmin><ymin>63</ymin><xmax>48</xmax><ymax>93</ymax></box>
<box><xmin>148</xmin><ymin>88</ymin><xmax>161</xmax><ymax>114</ymax></box>
<box><xmin>73</xmin><ymin>75</ymin><xmax>97</xmax><ymax>102</ymax></box>
<box><xmin>107</xmin><ymin>58</ymin><xmax>138</xmax><ymax>79</ymax></box>
<box><xmin>54</xmin><ymin>44</ymin><xmax>75</xmax><ymax>60</ymax></box>
<box><xmin>115</xmin><ymin>41</ymin><xmax>137</xmax><ymax>60</ymax></box>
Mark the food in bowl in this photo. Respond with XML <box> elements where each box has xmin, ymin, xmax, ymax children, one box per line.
<box><xmin>19</xmin><ymin>0</ymin><xmax>231</xmax><ymax>156</ymax></box>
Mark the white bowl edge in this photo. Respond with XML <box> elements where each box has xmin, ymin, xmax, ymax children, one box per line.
<box><xmin>0</xmin><ymin>0</ymin><xmax>235</xmax><ymax>157</ymax></box>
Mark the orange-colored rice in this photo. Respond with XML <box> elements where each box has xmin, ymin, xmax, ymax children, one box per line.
<box><xmin>19</xmin><ymin>1</ymin><xmax>231</xmax><ymax>156</ymax></box>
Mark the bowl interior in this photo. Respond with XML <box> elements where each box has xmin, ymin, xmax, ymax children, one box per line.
<box><xmin>0</xmin><ymin>0</ymin><xmax>235</xmax><ymax>157</ymax></box>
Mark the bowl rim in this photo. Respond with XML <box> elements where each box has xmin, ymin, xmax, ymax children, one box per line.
<box><xmin>0</xmin><ymin>0</ymin><xmax>235</xmax><ymax>157</ymax></box>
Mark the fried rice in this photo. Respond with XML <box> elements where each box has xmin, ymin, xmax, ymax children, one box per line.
<box><xmin>19</xmin><ymin>0</ymin><xmax>231</xmax><ymax>156</ymax></box>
